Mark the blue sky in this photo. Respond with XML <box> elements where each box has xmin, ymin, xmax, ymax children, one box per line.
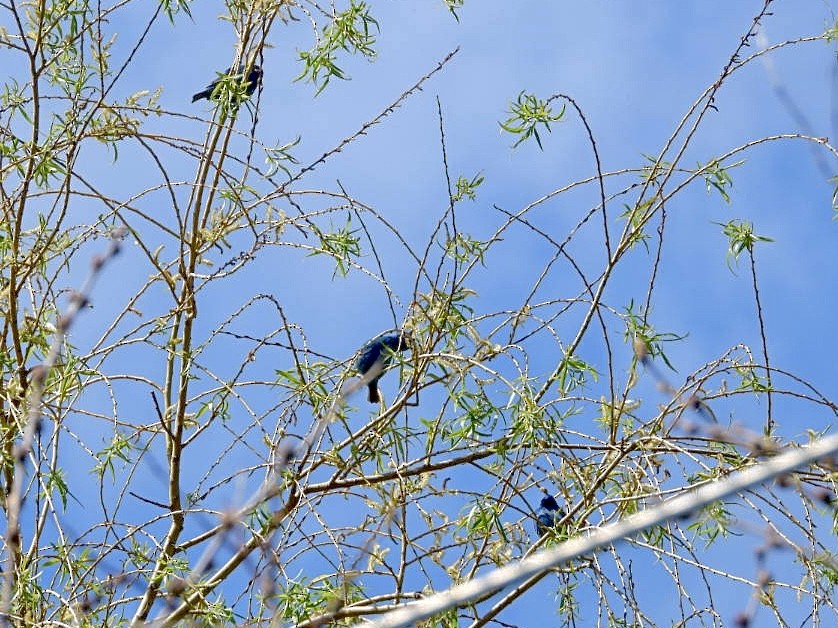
<box><xmin>35</xmin><ymin>0</ymin><xmax>838</xmax><ymax>624</ymax></box>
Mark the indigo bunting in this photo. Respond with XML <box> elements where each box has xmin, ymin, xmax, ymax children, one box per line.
<box><xmin>355</xmin><ymin>331</ymin><xmax>411</xmax><ymax>403</ymax></box>
<box><xmin>535</xmin><ymin>492</ymin><xmax>563</xmax><ymax>537</ymax></box>
<box><xmin>192</xmin><ymin>64</ymin><xmax>263</xmax><ymax>103</ymax></box>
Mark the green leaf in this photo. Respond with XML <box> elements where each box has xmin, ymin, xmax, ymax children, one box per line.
<box><xmin>687</xmin><ymin>500</ymin><xmax>737</xmax><ymax>547</ymax></box>
<box><xmin>297</xmin><ymin>1</ymin><xmax>379</xmax><ymax>95</ymax></box>
<box><xmin>623</xmin><ymin>300</ymin><xmax>686</xmax><ymax>371</ymax></box>
<box><xmin>443</xmin><ymin>0</ymin><xmax>465</xmax><ymax>22</ymax></box>
<box><xmin>715</xmin><ymin>219</ymin><xmax>773</xmax><ymax>271</ymax></box>
<box><xmin>307</xmin><ymin>215</ymin><xmax>362</xmax><ymax>277</ymax></box>
<box><xmin>500</xmin><ymin>91</ymin><xmax>565</xmax><ymax>149</ymax></box>
<box><xmin>556</xmin><ymin>352</ymin><xmax>598</xmax><ymax>394</ymax></box>
<box><xmin>42</xmin><ymin>468</ymin><xmax>80</xmax><ymax>510</ymax></box>
<box><xmin>161</xmin><ymin>0</ymin><xmax>193</xmax><ymax>23</ymax></box>
<box><xmin>265</xmin><ymin>136</ymin><xmax>301</xmax><ymax>179</ymax></box>
<box><xmin>699</xmin><ymin>158</ymin><xmax>744</xmax><ymax>204</ymax></box>
<box><xmin>93</xmin><ymin>433</ymin><xmax>134</xmax><ymax>480</ymax></box>
<box><xmin>452</xmin><ymin>172</ymin><xmax>484</xmax><ymax>202</ymax></box>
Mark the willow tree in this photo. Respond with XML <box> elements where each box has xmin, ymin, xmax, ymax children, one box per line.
<box><xmin>1</xmin><ymin>0</ymin><xmax>836</xmax><ymax>626</ymax></box>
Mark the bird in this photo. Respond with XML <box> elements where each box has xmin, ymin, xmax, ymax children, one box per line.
<box><xmin>534</xmin><ymin>491</ymin><xmax>563</xmax><ymax>537</ymax></box>
<box><xmin>354</xmin><ymin>331</ymin><xmax>411</xmax><ymax>404</ymax></box>
<box><xmin>192</xmin><ymin>64</ymin><xmax>263</xmax><ymax>103</ymax></box>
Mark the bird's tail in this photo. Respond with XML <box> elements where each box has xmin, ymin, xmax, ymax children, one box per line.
<box><xmin>192</xmin><ymin>90</ymin><xmax>210</xmax><ymax>103</ymax></box>
<box><xmin>367</xmin><ymin>383</ymin><xmax>380</xmax><ymax>404</ymax></box>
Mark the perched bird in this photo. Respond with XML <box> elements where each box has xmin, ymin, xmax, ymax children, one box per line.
<box><xmin>535</xmin><ymin>491</ymin><xmax>563</xmax><ymax>537</ymax></box>
<box><xmin>192</xmin><ymin>64</ymin><xmax>263</xmax><ymax>103</ymax></box>
<box><xmin>354</xmin><ymin>331</ymin><xmax>411</xmax><ymax>404</ymax></box>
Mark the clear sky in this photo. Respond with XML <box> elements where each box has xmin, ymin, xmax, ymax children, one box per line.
<box><xmin>41</xmin><ymin>0</ymin><xmax>838</xmax><ymax>624</ymax></box>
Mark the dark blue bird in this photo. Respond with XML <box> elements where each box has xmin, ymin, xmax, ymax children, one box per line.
<box><xmin>192</xmin><ymin>64</ymin><xmax>263</xmax><ymax>103</ymax></box>
<box><xmin>535</xmin><ymin>493</ymin><xmax>563</xmax><ymax>537</ymax></box>
<box><xmin>354</xmin><ymin>331</ymin><xmax>411</xmax><ymax>404</ymax></box>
